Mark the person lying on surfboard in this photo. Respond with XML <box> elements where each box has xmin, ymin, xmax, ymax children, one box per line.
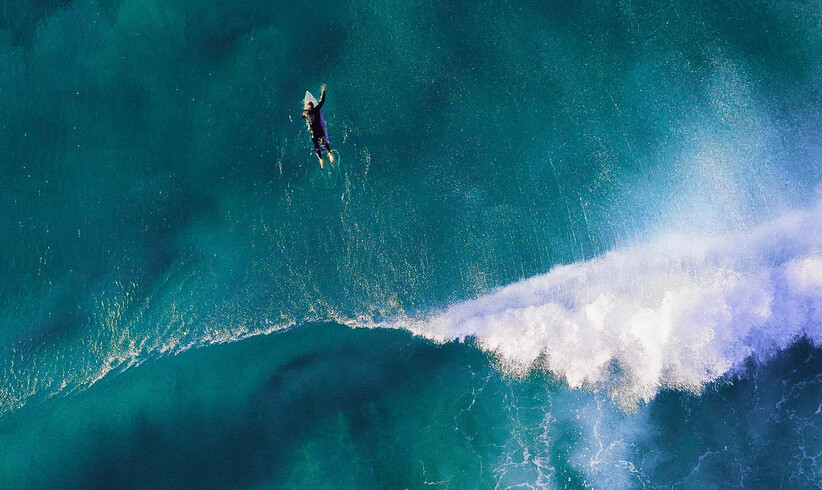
<box><xmin>302</xmin><ymin>84</ymin><xmax>335</xmax><ymax>168</ymax></box>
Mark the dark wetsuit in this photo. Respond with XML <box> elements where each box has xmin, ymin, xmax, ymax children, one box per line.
<box><xmin>302</xmin><ymin>90</ymin><xmax>331</xmax><ymax>159</ymax></box>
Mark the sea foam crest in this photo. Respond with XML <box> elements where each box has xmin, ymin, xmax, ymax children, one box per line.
<box><xmin>390</xmin><ymin>203</ymin><xmax>822</xmax><ymax>408</ymax></box>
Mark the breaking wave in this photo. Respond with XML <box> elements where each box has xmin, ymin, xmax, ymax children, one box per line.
<box><xmin>387</xmin><ymin>202</ymin><xmax>822</xmax><ymax>408</ymax></box>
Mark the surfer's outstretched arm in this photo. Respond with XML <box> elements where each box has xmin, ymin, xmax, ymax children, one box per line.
<box><xmin>316</xmin><ymin>84</ymin><xmax>326</xmax><ymax>109</ymax></box>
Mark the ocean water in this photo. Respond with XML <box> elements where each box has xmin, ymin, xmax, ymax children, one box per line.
<box><xmin>1</xmin><ymin>0</ymin><xmax>821</xmax><ymax>488</ymax></box>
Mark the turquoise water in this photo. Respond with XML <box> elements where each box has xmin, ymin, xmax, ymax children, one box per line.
<box><xmin>2</xmin><ymin>0</ymin><xmax>822</xmax><ymax>487</ymax></box>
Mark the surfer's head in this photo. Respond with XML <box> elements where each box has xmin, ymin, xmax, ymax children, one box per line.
<box><xmin>306</xmin><ymin>101</ymin><xmax>314</xmax><ymax>109</ymax></box>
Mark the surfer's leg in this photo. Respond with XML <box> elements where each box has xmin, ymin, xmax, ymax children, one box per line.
<box><xmin>313</xmin><ymin>139</ymin><xmax>325</xmax><ymax>168</ymax></box>
<box><xmin>321</xmin><ymin>137</ymin><xmax>335</xmax><ymax>164</ymax></box>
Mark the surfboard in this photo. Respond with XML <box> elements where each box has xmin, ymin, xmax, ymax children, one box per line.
<box><xmin>303</xmin><ymin>91</ymin><xmax>318</xmax><ymax>110</ymax></box>
<box><xmin>303</xmin><ymin>90</ymin><xmax>319</xmax><ymax>135</ymax></box>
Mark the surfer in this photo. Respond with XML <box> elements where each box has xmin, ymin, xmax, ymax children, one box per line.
<box><xmin>302</xmin><ymin>84</ymin><xmax>335</xmax><ymax>168</ymax></box>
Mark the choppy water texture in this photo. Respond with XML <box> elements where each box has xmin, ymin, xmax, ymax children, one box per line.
<box><xmin>1</xmin><ymin>0</ymin><xmax>821</xmax><ymax>488</ymax></box>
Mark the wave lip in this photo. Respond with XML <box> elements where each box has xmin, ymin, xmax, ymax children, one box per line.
<box><xmin>390</xmin><ymin>203</ymin><xmax>822</xmax><ymax>408</ymax></box>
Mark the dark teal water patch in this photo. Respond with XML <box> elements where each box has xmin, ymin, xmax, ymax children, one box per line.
<box><xmin>634</xmin><ymin>339</ymin><xmax>822</xmax><ymax>488</ymax></box>
<box><xmin>1</xmin><ymin>325</ymin><xmax>821</xmax><ymax>488</ymax></box>
<box><xmin>0</xmin><ymin>325</ymin><xmax>534</xmax><ymax>488</ymax></box>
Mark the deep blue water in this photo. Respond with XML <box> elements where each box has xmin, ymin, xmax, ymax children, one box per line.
<box><xmin>2</xmin><ymin>0</ymin><xmax>822</xmax><ymax>487</ymax></box>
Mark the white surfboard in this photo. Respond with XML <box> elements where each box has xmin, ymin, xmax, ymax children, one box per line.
<box><xmin>303</xmin><ymin>91</ymin><xmax>318</xmax><ymax>110</ymax></box>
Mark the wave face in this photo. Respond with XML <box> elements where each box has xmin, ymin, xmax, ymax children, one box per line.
<box><xmin>1</xmin><ymin>0</ymin><xmax>822</xmax><ymax>487</ymax></box>
<box><xmin>394</xmin><ymin>203</ymin><xmax>822</xmax><ymax>408</ymax></box>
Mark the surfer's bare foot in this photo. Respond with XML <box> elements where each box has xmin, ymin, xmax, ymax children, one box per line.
<box><xmin>328</xmin><ymin>152</ymin><xmax>335</xmax><ymax>164</ymax></box>
<box><xmin>318</xmin><ymin>158</ymin><xmax>325</xmax><ymax>169</ymax></box>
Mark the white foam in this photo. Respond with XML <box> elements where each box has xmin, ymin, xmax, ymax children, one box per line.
<box><xmin>384</xmin><ymin>203</ymin><xmax>822</xmax><ymax>408</ymax></box>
